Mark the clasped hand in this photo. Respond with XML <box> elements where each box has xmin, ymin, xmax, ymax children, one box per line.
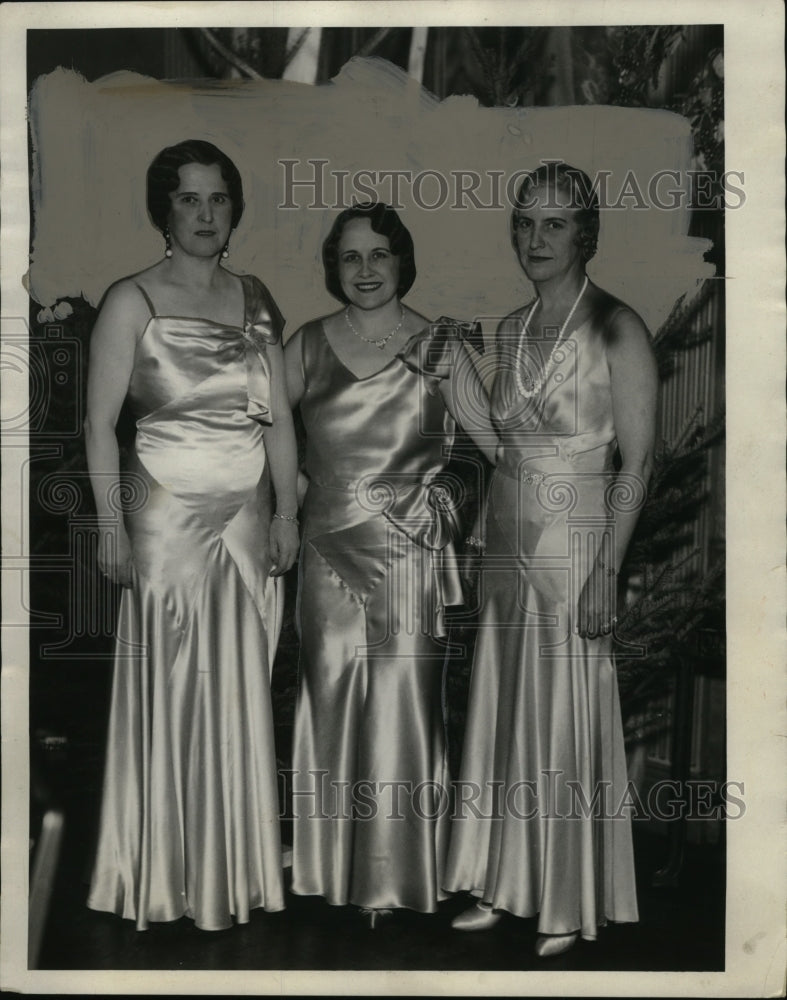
<box><xmin>269</xmin><ymin>518</ymin><xmax>299</xmax><ymax>577</ymax></box>
<box><xmin>574</xmin><ymin>559</ymin><xmax>618</xmax><ymax>639</ymax></box>
<box><xmin>98</xmin><ymin>527</ymin><xmax>134</xmax><ymax>588</ymax></box>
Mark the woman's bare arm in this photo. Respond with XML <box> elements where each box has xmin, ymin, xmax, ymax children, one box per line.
<box><xmin>83</xmin><ymin>281</ymin><xmax>149</xmax><ymax>586</ymax></box>
<box><xmin>264</xmin><ymin>336</ymin><xmax>301</xmax><ymax>576</ymax></box>
<box><xmin>575</xmin><ymin>307</ymin><xmax>658</xmax><ymax>637</ymax></box>
<box><xmin>283</xmin><ymin>327</ymin><xmax>310</xmax><ymax>506</ymax></box>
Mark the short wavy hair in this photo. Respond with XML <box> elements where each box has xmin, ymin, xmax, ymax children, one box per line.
<box><xmin>511</xmin><ymin>161</ymin><xmax>600</xmax><ymax>262</ymax></box>
<box><xmin>322</xmin><ymin>202</ymin><xmax>417</xmax><ymax>304</ymax></box>
<box><xmin>146</xmin><ymin>140</ymin><xmax>244</xmax><ymax>233</ymax></box>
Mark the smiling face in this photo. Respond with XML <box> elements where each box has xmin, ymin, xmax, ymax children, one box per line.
<box><xmin>166</xmin><ymin>162</ymin><xmax>234</xmax><ymax>259</ymax></box>
<box><xmin>513</xmin><ymin>183</ymin><xmax>586</xmax><ymax>285</ymax></box>
<box><xmin>337</xmin><ymin>217</ymin><xmax>401</xmax><ymax>311</ymax></box>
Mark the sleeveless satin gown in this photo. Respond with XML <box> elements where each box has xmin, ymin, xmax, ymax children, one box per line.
<box><xmin>290</xmin><ymin>322</ymin><xmax>463</xmax><ymax>912</ymax></box>
<box><xmin>87</xmin><ymin>274</ymin><xmax>286</xmax><ymax>931</ymax></box>
<box><xmin>444</xmin><ymin>303</ymin><xmax>640</xmax><ymax>939</ymax></box>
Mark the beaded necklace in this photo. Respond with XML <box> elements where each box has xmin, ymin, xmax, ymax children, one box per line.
<box><xmin>514</xmin><ymin>275</ymin><xmax>588</xmax><ymax>398</ymax></box>
<box><xmin>344</xmin><ymin>304</ymin><xmax>405</xmax><ymax>350</ymax></box>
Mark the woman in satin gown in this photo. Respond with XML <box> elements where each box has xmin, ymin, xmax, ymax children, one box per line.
<box><xmin>84</xmin><ymin>141</ymin><xmax>299</xmax><ymax>931</ymax></box>
<box><xmin>445</xmin><ymin>162</ymin><xmax>658</xmax><ymax>956</ymax></box>
<box><xmin>284</xmin><ymin>203</ymin><xmax>497</xmax><ymax>924</ymax></box>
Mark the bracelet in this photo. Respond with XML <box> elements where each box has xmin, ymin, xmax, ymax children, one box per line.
<box><xmin>273</xmin><ymin>512</ymin><xmax>299</xmax><ymax>523</ymax></box>
<box><xmin>466</xmin><ymin>535</ymin><xmax>486</xmax><ymax>550</ymax></box>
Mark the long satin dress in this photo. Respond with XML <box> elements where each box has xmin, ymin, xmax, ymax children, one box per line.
<box><xmin>444</xmin><ymin>301</ymin><xmax>640</xmax><ymax>940</ymax></box>
<box><xmin>87</xmin><ymin>274</ymin><xmax>286</xmax><ymax>931</ymax></box>
<box><xmin>290</xmin><ymin>321</ymin><xmax>463</xmax><ymax>912</ymax></box>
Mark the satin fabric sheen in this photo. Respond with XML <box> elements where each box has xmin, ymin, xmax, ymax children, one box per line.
<box><xmin>87</xmin><ymin>274</ymin><xmax>286</xmax><ymax>931</ymax></box>
<box><xmin>444</xmin><ymin>305</ymin><xmax>640</xmax><ymax>939</ymax></box>
<box><xmin>290</xmin><ymin>321</ymin><xmax>462</xmax><ymax>912</ymax></box>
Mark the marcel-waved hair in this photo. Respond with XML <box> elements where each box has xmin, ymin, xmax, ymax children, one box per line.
<box><xmin>512</xmin><ymin>161</ymin><xmax>600</xmax><ymax>262</ymax></box>
<box><xmin>322</xmin><ymin>202</ymin><xmax>417</xmax><ymax>304</ymax></box>
<box><xmin>146</xmin><ymin>140</ymin><xmax>244</xmax><ymax>232</ymax></box>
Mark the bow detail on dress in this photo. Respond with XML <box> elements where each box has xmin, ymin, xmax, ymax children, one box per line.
<box><xmin>375</xmin><ymin>476</ymin><xmax>465</xmax><ymax>637</ymax></box>
<box><xmin>242</xmin><ymin>311</ymin><xmax>279</xmax><ymax>425</ymax></box>
<box><xmin>380</xmin><ymin>477</ymin><xmax>462</xmax><ymax>552</ymax></box>
<box><xmin>397</xmin><ymin>317</ymin><xmax>477</xmax><ymax>394</ymax></box>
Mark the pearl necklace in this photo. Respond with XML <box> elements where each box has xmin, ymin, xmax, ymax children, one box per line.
<box><xmin>344</xmin><ymin>304</ymin><xmax>405</xmax><ymax>350</ymax></box>
<box><xmin>514</xmin><ymin>275</ymin><xmax>588</xmax><ymax>398</ymax></box>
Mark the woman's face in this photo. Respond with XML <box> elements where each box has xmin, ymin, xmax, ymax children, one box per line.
<box><xmin>513</xmin><ymin>183</ymin><xmax>585</xmax><ymax>284</ymax></box>
<box><xmin>166</xmin><ymin>162</ymin><xmax>234</xmax><ymax>259</ymax></box>
<box><xmin>337</xmin><ymin>217</ymin><xmax>400</xmax><ymax>311</ymax></box>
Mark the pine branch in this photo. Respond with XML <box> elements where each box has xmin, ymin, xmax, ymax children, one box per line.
<box><xmin>462</xmin><ymin>27</ymin><xmax>496</xmax><ymax>104</ymax></box>
<box><xmin>615</xmin><ymin>358</ymin><xmax>725</xmax><ymax>710</ymax></box>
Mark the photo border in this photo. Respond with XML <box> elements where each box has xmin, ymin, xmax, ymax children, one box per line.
<box><xmin>2</xmin><ymin>1</ymin><xmax>785</xmax><ymax>995</ymax></box>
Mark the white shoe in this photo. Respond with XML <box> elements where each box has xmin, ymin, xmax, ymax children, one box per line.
<box><xmin>451</xmin><ymin>901</ymin><xmax>502</xmax><ymax>931</ymax></box>
<box><xmin>534</xmin><ymin>932</ymin><xmax>578</xmax><ymax>957</ymax></box>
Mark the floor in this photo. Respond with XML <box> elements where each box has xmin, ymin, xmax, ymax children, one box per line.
<box><xmin>33</xmin><ymin>746</ymin><xmax>725</xmax><ymax>973</ymax></box>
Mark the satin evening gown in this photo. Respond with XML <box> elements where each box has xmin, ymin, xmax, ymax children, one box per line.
<box><xmin>444</xmin><ymin>304</ymin><xmax>640</xmax><ymax>940</ymax></box>
<box><xmin>290</xmin><ymin>322</ymin><xmax>463</xmax><ymax>912</ymax></box>
<box><xmin>87</xmin><ymin>274</ymin><xmax>286</xmax><ymax>931</ymax></box>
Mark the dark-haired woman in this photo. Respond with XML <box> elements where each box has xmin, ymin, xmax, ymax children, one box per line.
<box><xmin>445</xmin><ymin>163</ymin><xmax>657</xmax><ymax>956</ymax></box>
<box><xmin>85</xmin><ymin>140</ymin><xmax>299</xmax><ymax>930</ymax></box>
<box><xmin>284</xmin><ymin>203</ymin><xmax>496</xmax><ymax>924</ymax></box>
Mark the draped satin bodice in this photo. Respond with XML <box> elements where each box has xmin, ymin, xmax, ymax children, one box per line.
<box><xmin>299</xmin><ymin>321</ymin><xmax>455</xmax><ymax>492</ymax></box>
<box><xmin>492</xmin><ymin>311</ymin><xmax>617</xmax><ymax>482</ymax></box>
<box><xmin>126</xmin><ymin>274</ymin><xmax>280</xmax><ymax>529</ymax></box>
<box><xmin>297</xmin><ymin>322</ymin><xmax>459</xmax><ymax>555</ymax></box>
<box><xmin>485</xmin><ymin>308</ymin><xmax>620</xmax><ymax>609</ymax></box>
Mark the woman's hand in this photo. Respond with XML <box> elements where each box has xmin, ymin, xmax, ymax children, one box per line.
<box><xmin>461</xmin><ymin>506</ymin><xmax>486</xmax><ymax>590</ymax></box>
<box><xmin>98</xmin><ymin>526</ymin><xmax>134</xmax><ymax>588</ymax></box>
<box><xmin>574</xmin><ymin>558</ymin><xmax>617</xmax><ymax>639</ymax></box>
<box><xmin>269</xmin><ymin>517</ymin><xmax>300</xmax><ymax>576</ymax></box>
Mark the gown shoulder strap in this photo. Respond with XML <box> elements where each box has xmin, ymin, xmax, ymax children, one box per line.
<box><xmin>298</xmin><ymin>319</ymin><xmax>331</xmax><ymax>385</ymax></box>
<box><xmin>244</xmin><ymin>274</ymin><xmax>285</xmax><ymax>342</ymax></box>
<box><xmin>130</xmin><ymin>281</ymin><xmax>156</xmax><ymax>318</ymax></box>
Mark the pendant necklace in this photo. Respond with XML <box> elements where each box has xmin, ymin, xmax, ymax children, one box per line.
<box><xmin>515</xmin><ymin>275</ymin><xmax>588</xmax><ymax>398</ymax></box>
<box><xmin>344</xmin><ymin>304</ymin><xmax>405</xmax><ymax>350</ymax></box>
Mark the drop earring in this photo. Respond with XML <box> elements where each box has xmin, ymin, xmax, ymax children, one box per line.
<box><xmin>164</xmin><ymin>228</ymin><xmax>172</xmax><ymax>258</ymax></box>
<box><xmin>221</xmin><ymin>238</ymin><xmax>230</xmax><ymax>260</ymax></box>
